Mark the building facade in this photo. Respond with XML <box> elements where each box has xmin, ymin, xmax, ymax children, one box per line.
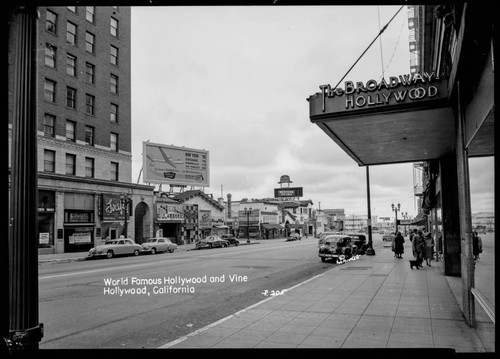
<box><xmin>8</xmin><ymin>6</ymin><xmax>154</xmax><ymax>254</ymax></box>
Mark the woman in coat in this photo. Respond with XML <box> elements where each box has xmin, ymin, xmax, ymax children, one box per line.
<box><xmin>423</xmin><ymin>232</ymin><xmax>435</xmax><ymax>266</ymax></box>
<box><xmin>394</xmin><ymin>231</ymin><xmax>405</xmax><ymax>258</ymax></box>
<box><xmin>412</xmin><ymin>230</ymin><xmax>424</xmax><ymax>266</ymax></box>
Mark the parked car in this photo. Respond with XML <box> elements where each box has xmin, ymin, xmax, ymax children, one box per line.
<box><xmin>382</xmin><ymin>232</ymin><xmax>395</xmax><ymax>242</ymax></box>
<box><xmin>88</xmin><ymin>238</ymin><xmax>142</xmax><ymax>259</ymax></box>
<box><xmin>318</xmin><ymin>235</ymin><xmax>358</xmax><ymax>262</ymax></box>
<box><xmin>346</xmin><ymin>233</ymin><xmax>367</xmax><ymax>249</ymax></box>
<box><xmin>195</xmin><ymin>235</ymin><xmax>229</xmax><ymax>249</ymax></box>
<box><xmin>220</xmin><ymin>234</ymin><xmax>239</xmax><ymax>246</ymax></box>
<box><xmin>317</xmin><ymin>231</ymin><xmax>342</xmax><ymax>246</ymax></box>
<box><xmin>286</xmin><ymin>233</ymin><xmax>302</xmax><ymax>241</ymax></box>
<box><xmin>141</xmin><ymin>237</ymin><xmax>178</xmax><ymax>254</ymax></box>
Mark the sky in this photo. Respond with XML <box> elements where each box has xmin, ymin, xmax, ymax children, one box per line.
<box><xmin>130</xmin><ymin>5</ymin><xmax>494</xmax><ymax>220</ymax></box>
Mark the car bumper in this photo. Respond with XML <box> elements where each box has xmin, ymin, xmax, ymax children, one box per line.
<box><xmin>318</xmin><ymin>253</ymin><xmax>344</xmax><ymax>260</ymax></box>
<box><xmin>88</xmin><ymin>252</ymin><xmax>106</xmax><ymax>258</ymax></box>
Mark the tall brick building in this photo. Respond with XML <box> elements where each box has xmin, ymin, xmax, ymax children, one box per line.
<box><xmin>8</xmin><ymin>6</ymin><xmax>154</xmax><ymax>254</ymax></box>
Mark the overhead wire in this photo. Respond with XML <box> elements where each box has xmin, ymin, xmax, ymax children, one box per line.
<box><xmin>378</xmin><ymin>9</ymin><xmax>409</xmax><ymax>81</ymax></box>
<box><xmin>332</xmin><ymin>5</ymin><xmax>404</xmax><ymax>91</ymax></box>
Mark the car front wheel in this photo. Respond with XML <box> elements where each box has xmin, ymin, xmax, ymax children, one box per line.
<box><xmin>151</xmin><ymin>248</ymin><xmax>156</xmax><ymax>255</ymax></box>
<box><xmin>133</xmin><ymin>249</ymin><xmax>140</xmax><ymax>256</ymax></box>
<box><xmin>106</xmin><ymin>250</ymin><xmax>114</xmax><ymax>259</ymax></box>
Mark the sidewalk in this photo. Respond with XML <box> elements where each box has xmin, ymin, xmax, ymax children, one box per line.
<box><xmin>160</xmin><ymin>240</ymin><xmax>495</xmax><ymax>352</ymax></box>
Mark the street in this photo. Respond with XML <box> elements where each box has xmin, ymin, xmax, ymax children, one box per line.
<box><xmin>39</xmin><ymin>236</ymin><xmax>343</xmax><ymax>348</ymax></box>
<box><xmin>38</xmin><ymin>232</ymin><xmax>494</xmax><ymax>349</ymax></box>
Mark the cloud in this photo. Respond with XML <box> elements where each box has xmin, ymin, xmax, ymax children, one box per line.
<box><xmin>130</xmin><ymin>6</ymin><xmax>493</xmax><ymax>220</ymax></box>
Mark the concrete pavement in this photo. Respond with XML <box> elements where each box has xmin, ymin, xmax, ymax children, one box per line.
<box><xmin>158</xmin><ymin>239</ymin><xmax>495</xmax><ymax>352</ymax></box>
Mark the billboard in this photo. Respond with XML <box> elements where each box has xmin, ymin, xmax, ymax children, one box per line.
<box><xmin>274</xmin><ymin>187</ymin><xmax>303</xmax><ymax>198</ymax></box>
<box><xmin>143</xmin><ymin>142</ymin><xmax>209</xmax><ymax>186</ymax></box>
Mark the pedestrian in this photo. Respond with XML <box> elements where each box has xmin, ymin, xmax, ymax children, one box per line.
<box><xmin>472</xmin><ymin>231</ymin><xmax>482</xmax><ymax>261</ymax></box>
<box><xmin>423</xmin><ymin>232</ymin><xmax>434</xmax><ymax>266</ymax></box>
<box><xmin>394</xmin><ymin>231</ymin><xmax>405</xmax><ymax>258</ymax></box>
<box><xmin>411</xmin><ymin>230</ymin><xmax>424</xmax><ymax>268</ymax></box>
<box><xmin>410</xmin><ymin>228</ymin><xmax>418</xmax><ymax>242</ymax></box>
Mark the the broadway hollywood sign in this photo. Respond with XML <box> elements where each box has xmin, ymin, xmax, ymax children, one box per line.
<box><xmin>310</xmin><ymin>72</ymin><xmax>447</xmax><ymax>115</ymax></box>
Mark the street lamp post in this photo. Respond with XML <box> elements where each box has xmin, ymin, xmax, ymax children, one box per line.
<box><xmin>391</xmin><ymin>202</ymin><xmax>401</xmax><ymax>233</ymax></box>
<box><xmin>120</xmin><ymin>194</ymin><xmax>131</xmax><ymax>238</ymax></box>
<box><xmin>244</xmin><ymin>207</ymin><xmax>252</xmax><ymax>244</ymax></box>
<box><xmin>402</xmin><ymin>212</ymin><xmax>408</xmax><ymax>236</ymax></box>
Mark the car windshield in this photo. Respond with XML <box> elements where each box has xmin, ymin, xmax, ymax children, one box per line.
<box><xmin>145</xmin><ymin>238</ymin><xmax>157</xmax><ymax>243</ymax></box>
<box><xmin>105</xmin><ymin>240</ymin><xmax>118</xmax><ymax>245</ymax></box>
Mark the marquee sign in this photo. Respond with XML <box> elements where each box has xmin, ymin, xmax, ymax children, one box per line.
<box><xmin>274</xmin><ymin>187</ymin><xmax>303</xmax><ymax>198</ymax></box>
<box><xmin>309</xmin><ymin>72</ymin><xmax>448</xmax><ymax>117</ymax></box>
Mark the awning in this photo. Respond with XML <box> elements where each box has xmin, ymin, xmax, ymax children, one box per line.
<box><xmin>213</xmin><ymin>225</ymin><xmax>229</xmax><ymax>229</ymax></box>
<box><xmin>261</xmin><ymin>224</ymin><xmax>284</xmax><ymax>230</ymax></box>
<box><xmin>408</xmin><ymin>212</ymin><xmax>428</xmax><ymax>226</ymax></box>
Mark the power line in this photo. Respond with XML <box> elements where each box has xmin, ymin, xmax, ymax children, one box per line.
<box><xmin>332</xmin><ymin>5</ymin><xmax>404</xmax><ymax>91</ymax></box>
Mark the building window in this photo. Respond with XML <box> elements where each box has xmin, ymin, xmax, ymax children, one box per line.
<box><xmin>66</xmin><ymin>87</ymin><xmax>76</xmax><ymax>109</ymax></box>
<box><xmin>110</xmin><ymin>74</ymin><xmax>118</xmax><ymax>94</ymax></box>
<box><xmin>110</xmin><ymin>45</ymin><xmax>118</xmax><ymax>65</ymax></box>
<box><xmin>85</xmin><ymin>157</ymin><xmax>94</xmax><ymax>178</ymax></box>
<box><xmin>67</xmin><ymin>6</ymin><xmax>76</xmax><ymax>13</ymax></box>
<box><xmin>110</xmin><ymin>103</ymin><xmax>118</xmax><ymax>123</ymax></box>
<box><xmin>86</xmin><ymin>94</ymin><xmax>95</xmax><ymax>115</ymax></box>
<box><xmin>85</xmin><ymin>32</ymin><xmax>95</xmax><ymax>53</ymax></box>
<box><xmin>110</xmin><ymin>162</ymin><xmax>119</xmax><ymax>181</ymax></box>
<box><xmin>66</xmin><ymin>21</ymin><xmax>76</xmax><ymax>45</ymax></box>
<box><xmin>44</xmin><ymin>79</ymin><xmax>56</xmax><ymax>102</ymax></box>
<box><xmin>44</xmin><ymin>150</ymin><xmax>56</xmax><ymax>173</ymax></box>
<box><xmin>85</xmin><ymin>126</ymin><xmax>94</xmax><ymax>146</ymax></box>
<box><xmin>46</xmin><ymin>10</ymin><xmax>57</xmax><ymax>34</ymax></box>
<box><xmin>66</xmin><ymin>120</ymin><xmax>76</xmax><ymax>142</ymax></box>
<box><xmin>66</xmin><ymin>54</ymin><xmax>76</xmax><ymax>76</ymax></box>
<box><xmin>110</xmin><ymin>17</ymin><xmax>118</xmax><ymax>37</ymax></box>
<box><xmin>86</xmin><ymin>62</ymin><xmax>95</xmax><ymax>84</ymax></box>
<box><xmin>43</xmin><ymin>114</ymin><xmax>55</xmax><ymax>137</ymax></box>
<box><xmin>110</xmin><ymin>133</ymin><xmax>118</xmax><ymax>151</ymax></box>
<box><xmin>86</xmin><ymin>6</ymin><xmax>95</xmax><ymax>23</ymax></box>
<box><xmin>66</xmin><ymin>153</ymin><xmax>76</xmax><ymax>175</ymax></box>
<box><xmin>45</xmin><ymin>44</ymin><xmax>56</xmax><ymax>68</ymax></box>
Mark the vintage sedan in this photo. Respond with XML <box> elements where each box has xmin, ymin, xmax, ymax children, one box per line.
<box><xmin>141</xmin><ymin>237</ymin><xmax>178</xmax><ymax>254</ymax></box>
<box><xmin>346</xmin><ymin>233</ymin><xmax>367</xmax><ymax>249</ymax></box>
<box><xmin>88</xmin><ymin>238</ymin><xmax>142</xmax><ymax>259</ymax></box>
<box><xmin>286</xmin><ymin>233</ymin><xmax>302</xmax><ymax>241</ymax></box>
<box><xmin>195</xmin><ymin>235</ymin><xmax>229</xmax><ymax>249</ymax></box>
<box><xmin>317</xmin><ymin>231</ymin><xmax>342</xmax><ymax>246</ymax></box>
<box><xmin>318</xmin><ymin>235</ymin><xmax>358</xmax><ymax>262</ymax></box>
<box><xmin>220</xmin><ymin>234</ymin><xmax>239</xmax><ymax>246</ymax></box>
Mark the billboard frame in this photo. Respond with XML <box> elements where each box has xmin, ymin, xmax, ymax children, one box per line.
<box><xmin>143</xmin><ymin>141</ymin><xmax>210</xmax><ymax>187</ymax></box>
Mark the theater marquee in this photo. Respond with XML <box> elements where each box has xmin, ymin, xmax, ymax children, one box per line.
<box><xmin>308</xmin><ymin>72</ymin><xmax>454</xmax><ymax>166</ymax></box>
<box><xmin>311</xmin><ymin>72</ymin><xmax>447</xmax><ymax>115</ymax></box>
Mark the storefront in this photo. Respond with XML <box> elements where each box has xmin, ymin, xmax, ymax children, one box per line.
<box><xmin>182</xmin><ymin>204</ymin><xmax>199</xmax><ymax>244</ymax></box>
<box><xmin>38</xmin><ymin>190</ymin><xmax>55</xmax><ymax>251</ymax></box>
<box><xmin>199</xmin><ymin>209</ymin><xmax>212</xmax><ymax>238</ymax></box>
<box><xmin>238</xmin><ymin>209</ymin><xmax>260</xmax><ymax>239</ymax></box>
<box><xmin>100</xmin><ymin>193</ymin><xmax>130</xmax><ymax>241</ymax></box>
<box><xmin>155</xmin><ymin>201</ymin><xmax>184</xmax><ymax>242</ymax></box>
<box><xmin>63</xmin><ymin>192</ymin><xmax>95</xmax><ymax>253</ymax></box>
<box><xmin>261</xmin><ymin>223</ymin><xmax>284</xmax><ymax>239</ymax></box>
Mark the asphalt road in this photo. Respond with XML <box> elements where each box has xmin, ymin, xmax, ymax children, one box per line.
<box><xmin>39</xmin><ymin>237</ymin><xmax>343</xmax><ymax>349</ymax></box>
